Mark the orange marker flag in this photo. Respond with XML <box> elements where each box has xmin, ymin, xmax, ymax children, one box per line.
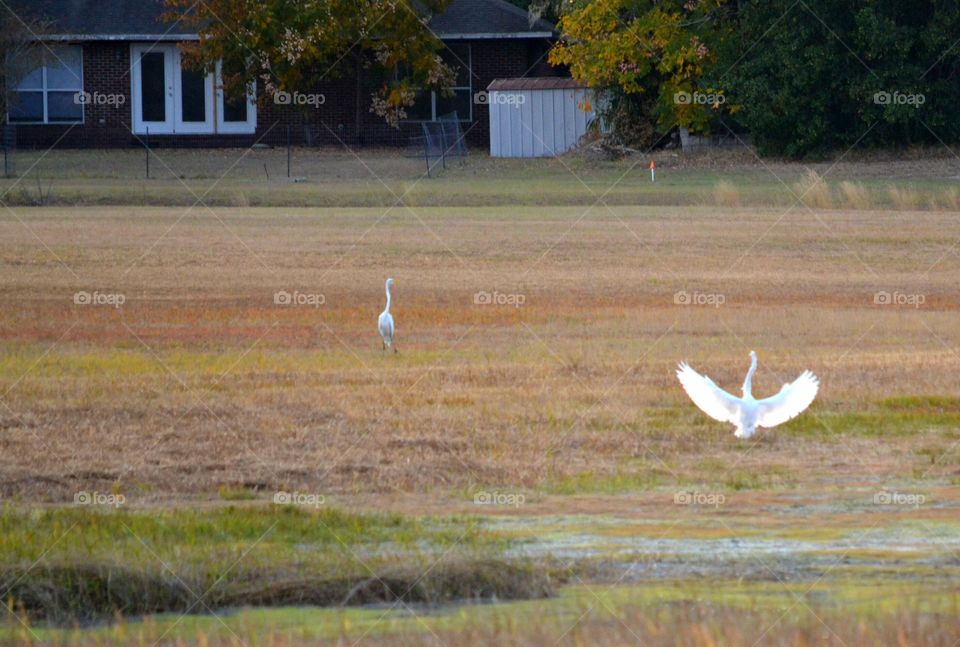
<box><xmin>650</xmin><ymin>160</ymin><xmax>655</xmax><ymax>182</ymax></box>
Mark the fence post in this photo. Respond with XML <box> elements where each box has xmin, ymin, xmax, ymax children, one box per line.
<box><xmin>287</xmin><ymin>125</ymin><xmax>291</xmax><ymax>178</ymax></box>
<box><xmin>439</xmin><ymin>124</ymin><xmax>447</xmax><ymax>170</ymax></box>
<box><xmin>145</xmin><ymin>127</ymin><xmax>150</xmax><ymax>179</ymax></box>
<box><xmin>421</xmin><ymin>123</ymin><xmax>431</xmax><ymax>177</ymax></box>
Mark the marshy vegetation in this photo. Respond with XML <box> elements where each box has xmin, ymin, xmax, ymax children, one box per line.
<box><xmin>0</xmin><ymin>506</ymin><xmax>552</xmax><ymax>625</ymax></box>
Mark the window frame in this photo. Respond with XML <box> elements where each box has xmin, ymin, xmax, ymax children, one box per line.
<box><xmin>401</xmin><ymin>44</ymin><xmax>472</xmax><ymax>123</ymax></box>
<box><xmin>7</xmin><ymin>45</ymin><xmax>85</xmax><ymax>125</ymax></box>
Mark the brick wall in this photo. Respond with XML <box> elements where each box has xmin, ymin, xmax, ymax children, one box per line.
<box><xmin>14</xmin><ymin>38</ymin><xmax>561</xmax><ymax>151</ymax></box>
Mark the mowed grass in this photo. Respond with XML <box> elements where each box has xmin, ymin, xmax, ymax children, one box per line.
<box><xmin>4</xmin><ymin>147</ymin><xmax>960</xmax><ymax>208</ymax></box>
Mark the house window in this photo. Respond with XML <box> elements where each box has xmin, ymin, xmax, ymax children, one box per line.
<box><xmin>130</xmin><ymin>44</ymin><xmax>256</xmax><ymax>135</ymax></box>
<box><xmin>8</xmin><ymin>45</ymin><xmax>84</xmax><ymax>124</ymax></box>
<box><xmin>404</xmin><ymin>44</ymin><xmax>472</xmax><ymax>122</ymax></box>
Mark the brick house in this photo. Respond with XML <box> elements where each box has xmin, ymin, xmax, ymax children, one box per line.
<box><xmin>7</xmin><ymin>0</ymin><xmax>559</xmax><ymax>149</ymax></box>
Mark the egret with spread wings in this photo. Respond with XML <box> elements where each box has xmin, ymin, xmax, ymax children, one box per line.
<box><xmin>676</xmin><ymin>351</ymin><xmax>818</xmax><ymax>438</ymax></box>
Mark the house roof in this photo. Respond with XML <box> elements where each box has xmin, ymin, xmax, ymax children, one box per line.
<box><xmin>7</xmin><ymin>0</ymin><xmax>196</xmax><ymax>40</ymax></box>
<box><xmin>424</xmin><ymin>0</ymin><xmax>554</xmax><ymax>38</ymax></box>
<box><xmin>10</xmin><ymin>0</ymin><xmax>554</xmax><ymax>40</ymax></box>
<box><xmin>488</xmin><ymin>77</ymin><xmax>587</xmax><ymax>91</ymax></box>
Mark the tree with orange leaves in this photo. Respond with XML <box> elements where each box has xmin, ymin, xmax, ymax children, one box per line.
<box><xmin>164</xmin><ymin>0</ymin><xmax>455</xmax><ymax>127</ymax></box>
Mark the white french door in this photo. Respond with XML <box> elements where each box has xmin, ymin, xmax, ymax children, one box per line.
<box><xmin>174</xmin><ymin>50</ymin><xmax>214</xmax><ymax>134</ymax></box>
<box><xmin>131</xmin><ymin>45</ymin><xmax>174</xmax><ymax>134</ymax></box>
<box><xmin>131</xmin><ymin>45</ymin><xmax>219</xmax><ymax>135</ymax></box>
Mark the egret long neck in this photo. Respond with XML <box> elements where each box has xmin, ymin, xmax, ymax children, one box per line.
<box><xmin>742</xmin><ymin>356</ymin><xmax>757</xmax><ymax>396</ymax></box>
<box><xmin>384</xmin><ymin>284</ymin><xmax>391</xmax><ymax>313</ymax></box>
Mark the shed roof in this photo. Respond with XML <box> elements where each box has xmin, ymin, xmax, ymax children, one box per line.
<box><xmin>487</xmin><ymin>77</ymin><xmax>588</xmax><ymax>91</ymax></box>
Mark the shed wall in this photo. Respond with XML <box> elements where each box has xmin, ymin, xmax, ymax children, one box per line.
<box><xmin>488</xmin><ymin>87</ymin><xmax>593</xmax><ymax>157</ymax></box>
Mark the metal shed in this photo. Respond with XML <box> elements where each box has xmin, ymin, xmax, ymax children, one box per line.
<box><xmin>487</xmin><ymin>78</ymin><xmax>595</xmax><ymax>158</ymax></box>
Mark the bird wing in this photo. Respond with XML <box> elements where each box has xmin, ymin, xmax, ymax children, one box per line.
<box><xmin>755</xmin><ymin>370</ymin><xmax>819</xmax><ymax>428</ymax></box>
<box><xmin>676</xmin><ymin>362</ymin><xmax>741</xmax><ymax>423</ymax></box>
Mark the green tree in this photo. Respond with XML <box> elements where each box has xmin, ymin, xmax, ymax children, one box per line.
<box><xmin>549</xmin><ymin>0</ymin><xmax>735</xmax><ymax>146</ymax></box>
<box><xmin>0</xmin><ymin>10</ymin><xmax>45</xmax><ymax>121</ymax></box>
<box><xmin>718</xmin><ymin>0</ymin><xmax>960</xmax><ymax>157</ymax></box>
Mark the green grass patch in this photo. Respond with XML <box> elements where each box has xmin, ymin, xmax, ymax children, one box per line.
<box><xmin>723</xmin><ymin>465</ymin><xmax>797</xmax><ymax>490</ymax></box>
<box><xmin>11</xmin><ymin>578</ymin><xmax>960</xmax><ymax>645</ymax></box>
<box><xmin>218</xmin><ymin>485</ymin><xmax>260</xmax><ymax>501</ymax></box>
<box><xmin>880</xmin><ymin>395</ymin><xmax>960</xmax><ymax>413</ymax></box>
<box><xmin>3</xmin><ymin>150</ymin><xmax>957</xmax><ymax>209</ymax></box>
<box><xmin>780</xmin><ymin>408</ymin><xmax>960</xmax><ymax>438</ymax></box>
<box><xmin>0</xmin><ymin>505</ymin><xmax>548</xmax><ymax>625</ymax></box>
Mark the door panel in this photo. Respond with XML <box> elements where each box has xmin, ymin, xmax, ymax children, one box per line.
<box><xmin>139</xmin><ymin>52</ymin><xmax>167</xmax><ymax>122</ymax></box>
<box><xmin>216</xmin><ymin>61</ymin><xmax>257</xmax><ymax>134</ymax></box>
<box><xmin>131</xmin><ymin>45</ymin><xmax>173</xmax><ymax>134</ymax></box>
<box><xmin>174</xmin><ymin>52</ymin><xmax>214</xmax><ymax>133</ymax></box>
<box><xmin>179</xmin><ymin>69</ymin><xmax>206</xmax><ymax>122</ymax></box>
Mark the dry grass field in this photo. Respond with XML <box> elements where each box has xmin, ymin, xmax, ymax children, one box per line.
<box><xmin>2</xmin><ymin>203</ymin><xmax>958</xmax><ymax>501</ymax></box>
<box><xmin>2</xmin><ymin>154</ymin><xmax>960</xmax><ymax>645</ymax></box>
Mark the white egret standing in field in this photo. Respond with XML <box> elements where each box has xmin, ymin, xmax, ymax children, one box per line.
<box><xmin>676</xmin><ymin>351</ymin><xmax>818</xmax><ymax>438</ymax></box>
<box><xmin>378</xmin><ymin>278</ymin><xmax>396</xmax><ymax>353</ymax></box>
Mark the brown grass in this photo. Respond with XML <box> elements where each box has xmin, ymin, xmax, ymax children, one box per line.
<box><xmin>889</xmin><ymin>186</ymin><xmax>922</xmax><ymax>210</ymax></box>
<box><xmin>335</xmin><ymin>605</ymin><xmax>960</xmax><ymax>647</ymax></box>
<box><xmin>712</xmin><ymin>180</ymin><xmax>742</xmax><ymax>207</ymax></box>
<box><xmin>794</xmin><ymin>170</ymin><xmax>833</xmax><ymax>208</ymax></box>
<box><xmin>940</xmin><ymin>187</ymin><xmax>960</xmax><ymax>210</ymax></box>
<box><xmin>0</xmin><ymin>206</ymin><xmax>958</xmax><ymax>506</ymax></box>
<box><xmin>838</xmin><ymin>181</ymin><xmax>871</xmax><ymax>209</ymax></box>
